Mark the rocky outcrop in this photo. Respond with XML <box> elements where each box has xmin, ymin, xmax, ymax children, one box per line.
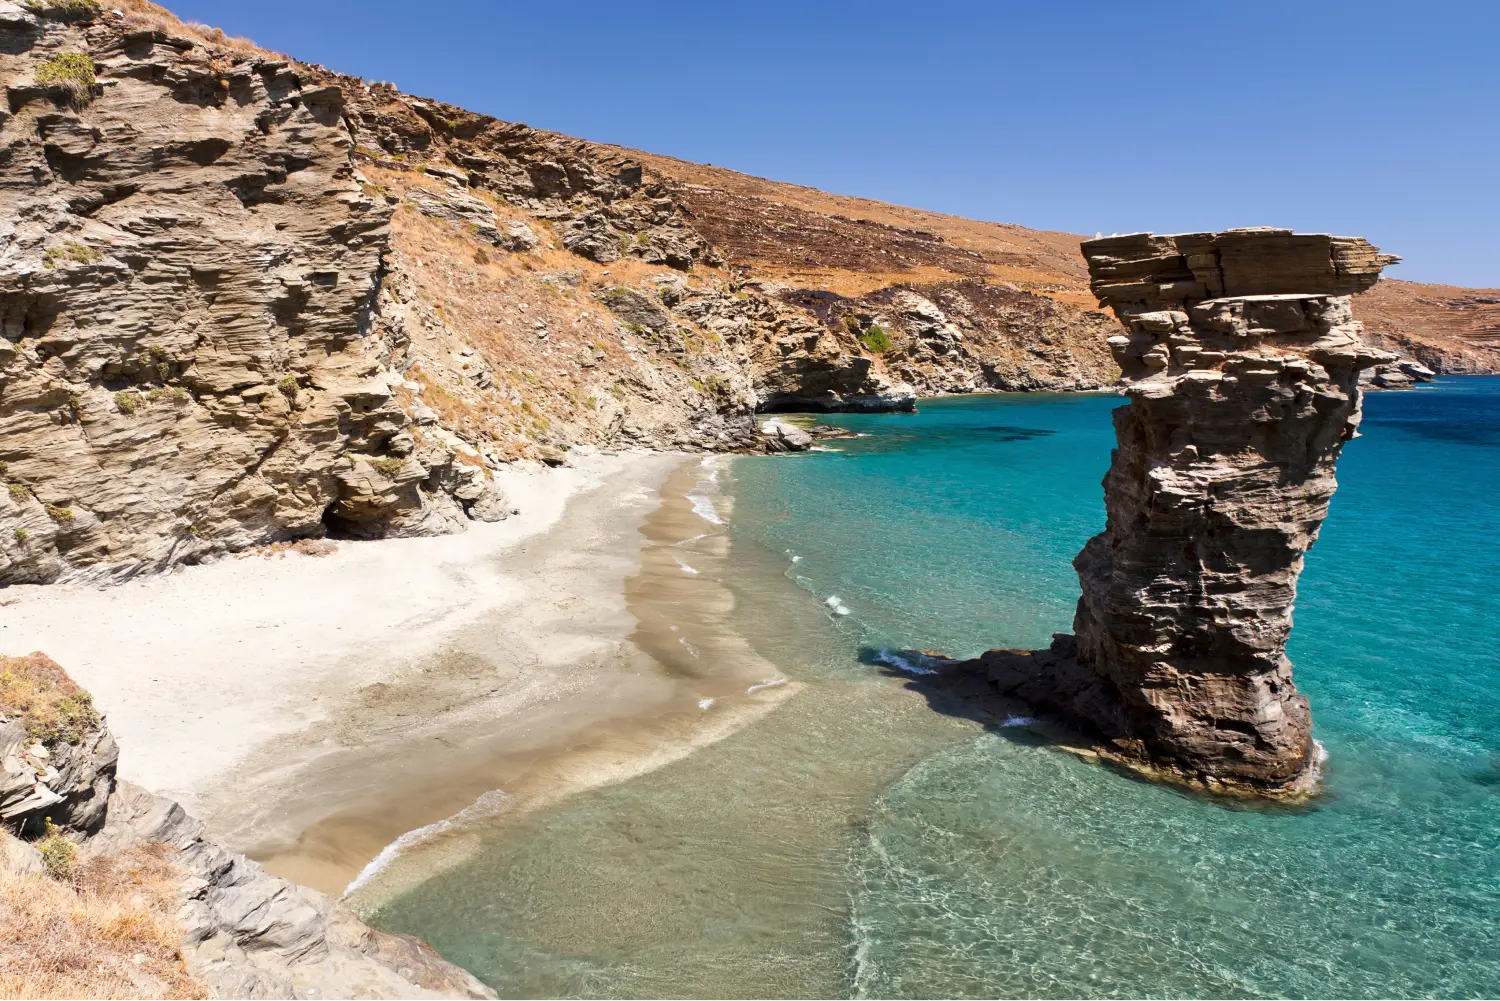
<box><xmin>0</xmin><ymin>3</ymin><xmax>509</xmax><ymax>585</ymax></box>
<box><xmin>942</xmin><ymin>229</ymin><xmax>1397</xmax><ymax>796</ymax></box>
<box><xmin>1</xmin><ymin>651</ymin><xmax>493</xmax><ymax>1000</ymax></box>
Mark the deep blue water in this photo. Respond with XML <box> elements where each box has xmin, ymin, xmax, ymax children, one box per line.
<box><xmin>728</xmin><ymin>380</ymin><xmax>1500</xmax><ymax>999</ymax></box>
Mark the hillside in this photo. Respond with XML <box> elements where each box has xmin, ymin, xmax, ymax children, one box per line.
<box><xmin>0</xmin><ymin>0</ymin><xmax>1493</xmax><ymax>586</ymax></box>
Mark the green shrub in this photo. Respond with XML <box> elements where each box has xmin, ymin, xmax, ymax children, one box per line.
<box><xmin>13</xmin><ymin>528</ymin><xmax>29</xmax><ymax>543</ymax></box>
<box><xmin>860</xmin><ymin>324</ymin><xmax>893</xmax><ymax>353</ymax></box>
<box><xmin>113</xmin><ymin>390</ymin><xmax>142</xmax><ymax>414</ymax></box>
<box><xmin>38</xmin><ymin>819</ymin><xmax>80</xmax><ymax>881</ymax></box>
<box><xmin>45</xmin><ymin>504</ymin><xmax>73</xmax><ymax>522</ymax></box>
<box><xmin>369</xmin><ymin>457</ymin><xmax>404</xmax><ymax>478</ymax></box>
<box><xmin>8</xmin><ymin>483</ymin><xmax>31</xmax><ymax>502</ymax></box>
<box><xmin>42</xmin><ymin>242</ymin><xmax>101</xmax><ymax>269</ymax></box>
<box><xmin>277</xmin><ymin>375</ymin><xmax>300</xmax><ymax>400</ymax></box>
<box><xmin>35</xmin><ymin>52</ymin><xmax>96</xmax><ymax>107</ymax></box>
<box><xmin>842</xmin><ymin>313</ymin><xmax>861</xmax><ymax>333</ymax></box>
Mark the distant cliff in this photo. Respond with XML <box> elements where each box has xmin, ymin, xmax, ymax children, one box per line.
<box><xmin>1</xmin><ymin>0</ymin><xmax>1491</xmax><ymax>585</ymax></box>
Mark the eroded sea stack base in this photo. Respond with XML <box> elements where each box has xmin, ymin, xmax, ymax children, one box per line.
<box><xmin>950</xmin><ymin>229</ymin><xmax>1399</xmax><ymax>796</ymax></box>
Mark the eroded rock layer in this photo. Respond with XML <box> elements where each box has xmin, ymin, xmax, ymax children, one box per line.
<box><xmin>955</xmin><ymin>229</ymin><xmax>1397</xmax><ymax>795</ymax></box>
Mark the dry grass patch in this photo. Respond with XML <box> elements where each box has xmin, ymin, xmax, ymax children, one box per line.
<box><xmin>0</xmin><ymin>652</ymin><xmax>100</xmax><ymax>746</ymax></box>
<box><xmin>108</xmin><ymin>0</ymin><xmax>273</xmax><ymax>57</ymax></box>
<box><xmin>0</xmin><ymin>841</ymin><xmax>206</xmax><ymax>999</ymax></box>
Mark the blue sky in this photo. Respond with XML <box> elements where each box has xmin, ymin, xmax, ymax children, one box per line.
<box><xmin>172</xmin><ymin>1</ymin><xmax>1497</xmax><ymax>287</ymax></box>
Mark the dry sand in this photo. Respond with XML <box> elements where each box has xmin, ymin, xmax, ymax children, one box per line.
<box><xmin>0</xmin><ymin>450</ymin><xmax>796</xmax><ymax>899</ymax></box>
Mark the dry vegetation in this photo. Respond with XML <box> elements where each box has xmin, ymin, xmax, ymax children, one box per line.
<box><xmin>0</xmin><ymin>652</ymin><xmax>100</xmax><ymax>746</ymax></box>
<box><xmin>105</xmin><ymin>0</ymin><xmax>272</xmax><ymax>56</ymax></box>
<box><xmin>0</xmin><ymin>842</ymin><xmax>205</xmax><ymax>1000</ymax></box>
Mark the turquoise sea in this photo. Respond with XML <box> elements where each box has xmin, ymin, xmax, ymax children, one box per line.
<box><xmin>373</xmin><ymin>378</ymin><xmax>1500</xmax><ymax>999</ymax></box>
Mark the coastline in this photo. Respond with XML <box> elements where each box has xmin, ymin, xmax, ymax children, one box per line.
<box><xmin>0</xmin><ymin>448</ymin><xmax>798</xmax><ymax>904</ymax></box>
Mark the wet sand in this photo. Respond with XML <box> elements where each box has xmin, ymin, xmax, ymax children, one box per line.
<box><xmin>1</xmin><ymin>451</ymin><xmax>798</xmax><ymax>899</ymax></box>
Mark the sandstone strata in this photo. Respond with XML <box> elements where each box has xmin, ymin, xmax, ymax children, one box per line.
<box><xmin>1</xmin><ymin>652</ymin><xmax>493</xmax><ymax>1000</ymax></box>
<box><xmin>949</xmin><ymin>229</ymin><xmax>1398</xmax><ymax>795</ymax></box>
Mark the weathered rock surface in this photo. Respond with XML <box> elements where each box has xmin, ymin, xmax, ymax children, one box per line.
<box><xmin>1</xmin><ymin>654</ymin><xmax>493</xmax><ymax>1000</ymax></box>
<box><xmin>758</xmin><ymin>418</ymin><xmax>813</xmax><ymax>452</ymax></box>
<box><xmin>945</xmin><ymin>229</ymin><xmax>1398</xmax><ymax>796</ymax></box>
<box><xmin>0</xmin><ymin>5</ymin><xmax>508</xmax><ymax>584</ymax></box>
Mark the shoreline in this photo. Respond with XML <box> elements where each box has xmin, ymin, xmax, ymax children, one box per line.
<box><xmin>0</xmin><ymin>448</ymin><xmax>799</xmax><ymax>904</ymax></box>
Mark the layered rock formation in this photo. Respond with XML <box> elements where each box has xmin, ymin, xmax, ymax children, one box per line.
<box><xmin>1</xmin><ymin>651</ymin><xmax>493</xmax><ymax>999</ymax></box>
<box><xmin>946</xmin><ymin>229</ymin><xmax>1398</xmax><ymax>795</ymax></box>
<box><xmin>0</xmin><ymin>1</ymin><xmax>509</xmax><ymax>585</ymax></box>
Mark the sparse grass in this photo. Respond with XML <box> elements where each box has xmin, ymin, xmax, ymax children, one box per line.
<box><xmin>42</xmin><ymin>242</ymin><xmax>101</xmax><ymax>269</ymax></box>
<box><xmin>0</xmin><ymin>652</ymin><xmax>101</xmax><ymax>746</ymax></box>
<box><xmin>842</xmin><ymin>313</ymin><xmax>861</xmax><ymax>333</ymax></box>
<box><xmin>35</xmin><ymin>52</ymin><xmax>97</xmax><ymax>107</ymax></box>
<box><xmin>8</xmin><ymin>483</ymin><xmax>31</xmax><ymax>502</ymax></box>
<box><xmin>369</xmin><ymin>457</ymin><xmax>404</xmax><ymax>478</ymax></box>
<box><xmin>113</xmin><ymin>390</ymin><xmax>142</xmax><ymax>414</ymax></box>
<box><xmin>0</xmin><ymin>838</ymin><xmax>207</xmax><ymax>999</ymax></box>
<box><xmin>145</xmin><ymin>386</ymin><xmax>187</xmax><ymax>403</ymax></box>
<box><xmin>860</xmin><ymin>324</ymin><xmax>893</xmax><ymax>353</ymax></box>
<box><xmin>13</xmin><ymin>528</ymin><xmax>30</xmax><ymax>543</ymax></box>
<box><xmin>43</xmin><ymin>505</ymin><xmax>71</xmax><ymax>523</ymax></box>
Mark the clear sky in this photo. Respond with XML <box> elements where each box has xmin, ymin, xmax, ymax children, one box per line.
<box><xmin>170</xmin><ymin>0</ymin><xmax>1497</xmax><ymax>287</ymax></box>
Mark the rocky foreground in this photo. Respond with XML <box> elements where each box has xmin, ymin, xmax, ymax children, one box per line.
<box><xmin>930</xmin><ymin>229</ymin><xmax>1398</xmax><ymax>796</ymax></box>
<box><xmin>1</xmin><ymin>652</ymin><xmax>493</xmax><ymax>999</ymax></box>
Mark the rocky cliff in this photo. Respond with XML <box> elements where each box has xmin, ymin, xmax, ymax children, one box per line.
<box><xmin>935</xmin><ymin>229</ymin><xmax>1397</xmax><ymax>796</ymax></box>
<box><xmin>1</xmin><ymin>1</ymin><xmax>1490</xmax><ymax>587</ymax></box>
<box><xmin>1</xmin><ymin>651</ymin><xmax>493</xmax><ymax>999</ymax></box>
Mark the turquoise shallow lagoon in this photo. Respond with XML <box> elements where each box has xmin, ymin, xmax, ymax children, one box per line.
<box><xmin>373</xmin><ymin>379</ymin><xmax>1500</xmax><ymax>999</ymax></box>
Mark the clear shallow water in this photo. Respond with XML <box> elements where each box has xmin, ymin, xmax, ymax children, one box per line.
<box><xmin>372</xmin><ymin>381</ymin><xmax>1500</xmax><ymax>999</ymax></box>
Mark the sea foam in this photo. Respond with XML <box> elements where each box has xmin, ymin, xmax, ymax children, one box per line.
<box><xmin>342</xmin><ymin>789</ymin><xmax>513</xmax><ymax>898</ymax></box>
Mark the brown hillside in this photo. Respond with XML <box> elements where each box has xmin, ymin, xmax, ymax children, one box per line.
<box><xmin>628</xmin><ymin>152</ymin><xmax>1499</xmax><ymax>375</ymax></box>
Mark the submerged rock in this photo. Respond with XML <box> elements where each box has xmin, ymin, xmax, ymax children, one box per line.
<box><xmin>947</xmin><ymin>229</ymin><xmax>1399</xmax><ymax>797</ymax></box>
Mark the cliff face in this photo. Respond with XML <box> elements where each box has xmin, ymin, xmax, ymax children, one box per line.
<box><xmin>0</xmin><ymin>2</ymin><xmax>508</xmax><ymax>585</ymax></box>
<box><xmin>951</xmin><ymin>230</ymin><xmax>1396</xmax><ymax>796</ymax></box>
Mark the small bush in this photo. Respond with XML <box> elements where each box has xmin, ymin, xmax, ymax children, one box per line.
<box><xmin>276</xmin><ymin>375</ymin><xmax>299</xmax><ymax>400</ymax></box>
<box><xmin>0</xmin><ymin>653</ymin><xmax>101</xmax><ymax>747</ymax></box>
<box><xmin>860</xmin><ymin>324</ymin><xmax>893</xmax><ymax>353</ymax></box>
<box><xmin>13</xmin><ymin>528</ymin><xmax>29</xmax><ymax>543</ymax></box>
<box><xmin>369</xmin><ymin>457</ymin><xmax>404</xmax><ymax>478</ymax></box>
<box><xmin>44</xmin><ymin>504</ymin><xmax>73</xmax><ymax>522</ymax></box>
<box><xmin>38</xmin><ymin>820</ymin><xmax>79</xmax><ymax>882</ymax></box>
<box><xmin>842</xmin><ymin>313</ymin><xmax>861</xmax><ymax>333</ymax></box>
<box><xmin>113</xmin><ymin>390</ymin><xmax>142</xmax><ymax>414</ymax></box>
<box><xmin>34</xmin><ymin>52</ymin><xmax>96</xmax><ymax>107</ymax></box>
<box><xmin>42</xmin><ymin>242</ymin><xmax>101</xmax><ymax>269</ymax></box>
<box><xmin>8</xmin><ymin>483</ymin><xmax>30</xmax><ymax>502</ymax></box>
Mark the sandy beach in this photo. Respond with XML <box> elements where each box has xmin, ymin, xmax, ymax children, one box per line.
<box><xmin>0</xmin><ymin>450</ymin><xmax>795</xmax><ymax>898</ymax></box>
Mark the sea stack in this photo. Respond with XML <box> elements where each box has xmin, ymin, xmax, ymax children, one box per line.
<box><xmin>965</xmin><ymin>230</ymin><xmax>1400</xmax><ymax>796</ymax></box>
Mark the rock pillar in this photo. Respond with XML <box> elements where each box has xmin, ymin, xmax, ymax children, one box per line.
<box><xmin>968</xmin><ymin>230</ymin><xmax>1399</xmax><ymax>795</ymax></box>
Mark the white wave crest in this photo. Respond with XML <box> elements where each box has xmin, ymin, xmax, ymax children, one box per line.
<box><xmin>825</xmin><ymin>594</ymin><xmax>851</xmax><ymax>616</ymax></box>
<box><xmin>698</xmin><ymin>697</ymin><xmax>715</xmax><ymax>710</ymax></box>
<box><xmin>342</xmin><ymin>789</ymin><xmax>513</xmax><ymax>898</ymax></box>
<box><xmin>874</xmin><ymin>648</ymin><xmax>937</xmax><ymax>676</ymax></box>
<box><xmin>679</xmin><ymin>637</ymin><xmax>700</xmax><ymax>657</ymax></box>
<box><xmin>746</xmin><ymin>677</ymin><xmax>787</xmax><ymax>694</ymax></box>
<box><xmin>674</xmin><ymin>556</ymin><xmax>700</xmax><ymax>575</ymax></box>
